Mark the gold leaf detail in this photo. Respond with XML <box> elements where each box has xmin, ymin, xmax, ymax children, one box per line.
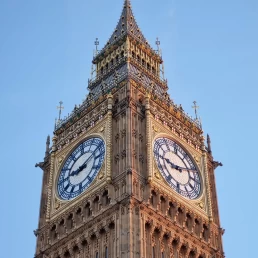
<box><xmin>58</xmin><ymin>156</ymin><xmax>64</xmax><ymax>164</ymax></box>
<box><xmin>55</xmin><ymin>199</ymin><xmax>61</xmax><ymax>210</ymax></box>
<box><xmin>155</xmin><ymin>172</ymin><xmax>160</xmax><ymax>179</ymax></box>
<box><xmin>194</xmin><ymin>155</ymin><xmax>200</xmax><ymax>164</ymax></box>
<box><xmin>153</xmin><ymin>126</ymin><xmax>158</xmax><ymax>132</ymax></box>
<box><xmin>98</xmin><ymin>173</ymin><xmax>104</xmax><ymax>179</ymax></box>
<box><xmin>199</xmin><ymin>202</ymin><xmax>204</xmax><ymax>209</ymax></box>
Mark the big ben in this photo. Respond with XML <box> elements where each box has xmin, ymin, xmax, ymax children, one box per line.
<box><xmin>35</xmin><ymin>1</ymin><xmax>224</xmax><ymax>257</ymax></box>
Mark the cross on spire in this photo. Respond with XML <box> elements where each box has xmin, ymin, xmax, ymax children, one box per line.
<box><xmin>192</xmin><ymin>101</ymin><xmax>199</xmax><ymax>120</ymax></box>
<box><xmin>124</xmin><ymin>0</ymin><xmax>131</xmax><ymax>6</ymax></box>
<box><xmin>156</xmin><ymin>37</ymin><xmax>161</xmax><ymax>54</ymax></box>
<box><xmin>57</xmin><ymin>101</ymin><xmax>64</xmax><ymax>120</ymax></box>
<box><xmin>95</xmin><ymin>38</ymin><xmax>99</xmax><ymax>52</ymax></box>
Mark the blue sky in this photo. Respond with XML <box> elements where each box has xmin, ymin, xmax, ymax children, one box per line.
<box><xmin>0</xmin><ymin>0</ymin><xmax>257</xmax><ymax>257</ymax></box>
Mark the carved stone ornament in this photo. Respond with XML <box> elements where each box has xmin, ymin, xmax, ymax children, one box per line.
<box><xmin>99</xmin><ymin>126</ymin><xmax>105</xmax><ymax>133</ymax></box>
<box><xmin>194</xmin><ymin>155</ymin><xmax>201</xmax><ymax>165</ymax></box>
<box><xmin>153</xmin><ymin>125</ymin><xmax>159</xmax><ymax>132</ymax></box>
<box><xmin>199</xmin><ymin>202</ymin><xmax>204</xmax><ymax>209</ymax></box>
<box><xmin>54</xmin><ymin>198</ymin><xmax>61</xmax><ymax>210</ymax></box>
<box><xmin>98</xmin><ymin>172</ymin><xmax>104</xmax><ymax>180</ymax></box>
<box><xmin>154</xmin><ymin>171</ymin><xmax>160</xmax><ymax>179</ymax></box>
<box><xmin>57</xmin><ymin>155</ymin><xmax>65</xmax><ymax>168</ymax></box>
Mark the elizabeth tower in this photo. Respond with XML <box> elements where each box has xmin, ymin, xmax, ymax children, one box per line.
<box><xmin>34</xmin><ymin>1</ymin><xmax>224</xmax><ymax>258</ymax></box>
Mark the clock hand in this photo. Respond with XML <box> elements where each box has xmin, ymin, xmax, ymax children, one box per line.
<box><xmin>164</xmin><ymin>158</ymin><xmax>183</xmax><ymax>172</ymax></box>
<box><xmin>70</xmin><ymin>144</ymin><xmax>101</xmax><ymax>177</ymax></box>
<box><xmin>70</xmin><ymin>163</ymin><xmax>87</xmax><ymax>177</ymax></box>
<box><xmin>175</xmin><ymin>166</ymin><xmax>197</xmax><ymax>172</ymax></box>
<box><xmin>158</xmin><ymin>154</ymin><xmax>182</xmax><ymax>172</ymax></box>
<box><xmin>159</xmin><ymin>155</ymin><xmax>197</xmax><ymax>173</ymax></box>
<box><xmin>166</xmin><ymin>160</ymin><xmax>197</xmax><ymax>173</ymax></box>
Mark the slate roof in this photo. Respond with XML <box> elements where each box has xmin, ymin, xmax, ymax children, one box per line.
<box><xmin>93</xmin><ymin>0</ymin><xmax>157</xmax><ymax>63</ymax></box>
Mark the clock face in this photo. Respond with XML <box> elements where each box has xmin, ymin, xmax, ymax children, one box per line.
<box><xmin>57</xmin><ymin>137</ymin><xmax>105</xmax><ymax>200</ymax></box>
<box><xmin>153</xmin><ymin>137</ymin><xmax>201</xmax><ymax>200</ymax></box>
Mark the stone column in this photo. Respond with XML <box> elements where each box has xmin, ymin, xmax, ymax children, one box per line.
<box><xmin>106</xmin><ymin>93</ymin><xmax>113</xmax><ymax>183</ymax></box>
<box><xmin>145</xmin><ymin>94</ymin><xmax>152</xmax><ymax>183</ymax></box>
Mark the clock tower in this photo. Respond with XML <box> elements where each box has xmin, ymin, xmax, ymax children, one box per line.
<box><xmin>35</xmin><ymin>1</ymin><xmax>225</xmax><ymax>258</ymax></box>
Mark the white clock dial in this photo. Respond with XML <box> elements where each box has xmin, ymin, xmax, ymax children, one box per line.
<box><xmin>153</xmin><ymin>137</ymin><xmax>201</xmax><ymax>200</ymax></box>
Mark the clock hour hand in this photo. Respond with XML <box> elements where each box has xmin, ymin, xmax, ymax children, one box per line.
<box><xmin>159</xmin><ymin>155</ymin><xmax>196</xmax><ymax>173</ymax></box>
<box><xmin>70</xmin><ymin>144</ymin><xmax>101</xmax><ymax>177</ymax></box>
<box><xmin>165</xmin><ymin>159</ymin><xmax>197</xmax><ymax>173</ymax></box>
<box><xmin>70</xmin><ymin>163</ymin><xmax>87</xmax><ymax>177</ymax></box>
<box><xmin>164</xmin><ymin>158</ymin><xmax>183</xmax><ymax>172</ymax></box>
<box><xmin>158</xmin><ymin>154</ymin><xmax>182</xmax><ymax>172</ymax></box>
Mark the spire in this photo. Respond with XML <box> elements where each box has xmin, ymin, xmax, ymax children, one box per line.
<box><xmin>93</xmin><ymin>0</ymin><xmax>153</xmax><ymax>63</ymax></box>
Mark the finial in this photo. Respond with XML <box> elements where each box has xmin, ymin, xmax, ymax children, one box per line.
<box><xmin>192</xmin><ymin>101</ymin><xmax>199</xmax><ymax>120</ymax></box>
<box><xmin>155</xmin><ymin>37</ymin><xmax>165</xmax><ymax>80</ymax></box>
<box><xmin>57</xmin><ymin>101</ymin><xmax>64</xmax><ymax>121</ymax></box>
<box><xmin>45</xmin><ymin>135</ymin><xmax>50</xmax><ymax>157</ymax></box>
<box><xmin>207</xmin><ymin>134</ymin><xmax>212</xmax><ymax>154</ymax></box>
<box><xmin>156</xmin><ymin>37</ymin><xmax>161</xmax><ymax>54</ymax></box>
<box><xmin>94</xmin><ymin>38</ymin><xmax>99</xmax><ymax>53</ymax></box>
<box><xmin>124</xmin><ymin>0</ymin><xmax>131</xmax><ymax>7</ymax></box>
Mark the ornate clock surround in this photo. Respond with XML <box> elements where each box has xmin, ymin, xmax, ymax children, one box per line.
<box><xmin>49</xmin><ymin>117</ymin><xmax>111</xmax><ymax>219</ymax></box>
<box><xmin>150</xmin><ymin>119</ymin><xmax>210</xmax><ymax>215</ymax></box>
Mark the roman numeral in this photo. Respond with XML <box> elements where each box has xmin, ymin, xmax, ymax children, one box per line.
<box><xmin>87</xmin><ymin>175</ymin><xmax>93</xmax><ymax>183</ymax></box>
<box><xmin>164</xmin><ymin>139</ymin><xmax>170</xmax><ymax>150</ymax></box>
<box><xmin>80</xmin><ymin>144</ymin><xmax>84</xmax><ymax>155</ymax></box>
<box><xmin>185</xmin><ymin>186</ymin><xmax>190</xmax><ymax>198</ymax></box>
<box><xmin>189</xmin><ymin>182</ymin><xmax>199</xmax><ymax>195</ymax></box>
<box><xmin>92</xmin><ymin>164</ymin><xmax>101</xmax><ymax>170</ymax></box>
<box><xmin>167</xmin><ymin>174</ymin><xmax>172</xmax><ymax>181</ymax></box>
<box><xmin>177</xmin><ymin>183</ymin><xmax>180</xmax><ymax>193</ymax></box>
<box><xmin>189</xmin><ymin>182</ymin><xmax>194</xmax><ymax>189</ymax></box>
<box><xmin>79</xmin><ymin>183</ymin><xmax>83</xmax><ymax>192</ymax></box>
<box><xmin>190</xmin><ymin>176</ymin><xmax>199</xmax><ymax>183</ymax></box>
<box><xmin>58</xmin><ymin>177</ymin><xmax>69</xmax><ymax>185</ymax></box>
<box><xmin>95</xmin><ymin>151</ymin><xmax>105</xmax><ymax>159</ymax></box>
<box><xmin>183</xmin><ymin>152</ymin><xmax>188</xmax><ymax>159</ymax></box>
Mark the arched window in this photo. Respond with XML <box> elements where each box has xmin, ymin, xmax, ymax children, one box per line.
<box><xmin>67</xmin><ymin>213</ymin><xmax>74</xmax><ymax>230</ymax></box>
<box><xmin>96</xmin><ymin>252</ymin><xmax>99</xmax><ymax>258</ymax></box>
<box><xmin>161</xmin><ymin>252</ymin><xmax>165</xmax><ymax>258</ymax></box>
<box><xmin>152</xmin><ymin>246</ymin><xmax>155</xmax><ymax>258</ymax></box>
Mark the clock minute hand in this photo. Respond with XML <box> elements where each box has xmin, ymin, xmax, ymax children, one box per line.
<box><xmin>175</xmin><ymin>166</ymin><xmax>197</xmax><ymax>172</ymax></box>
